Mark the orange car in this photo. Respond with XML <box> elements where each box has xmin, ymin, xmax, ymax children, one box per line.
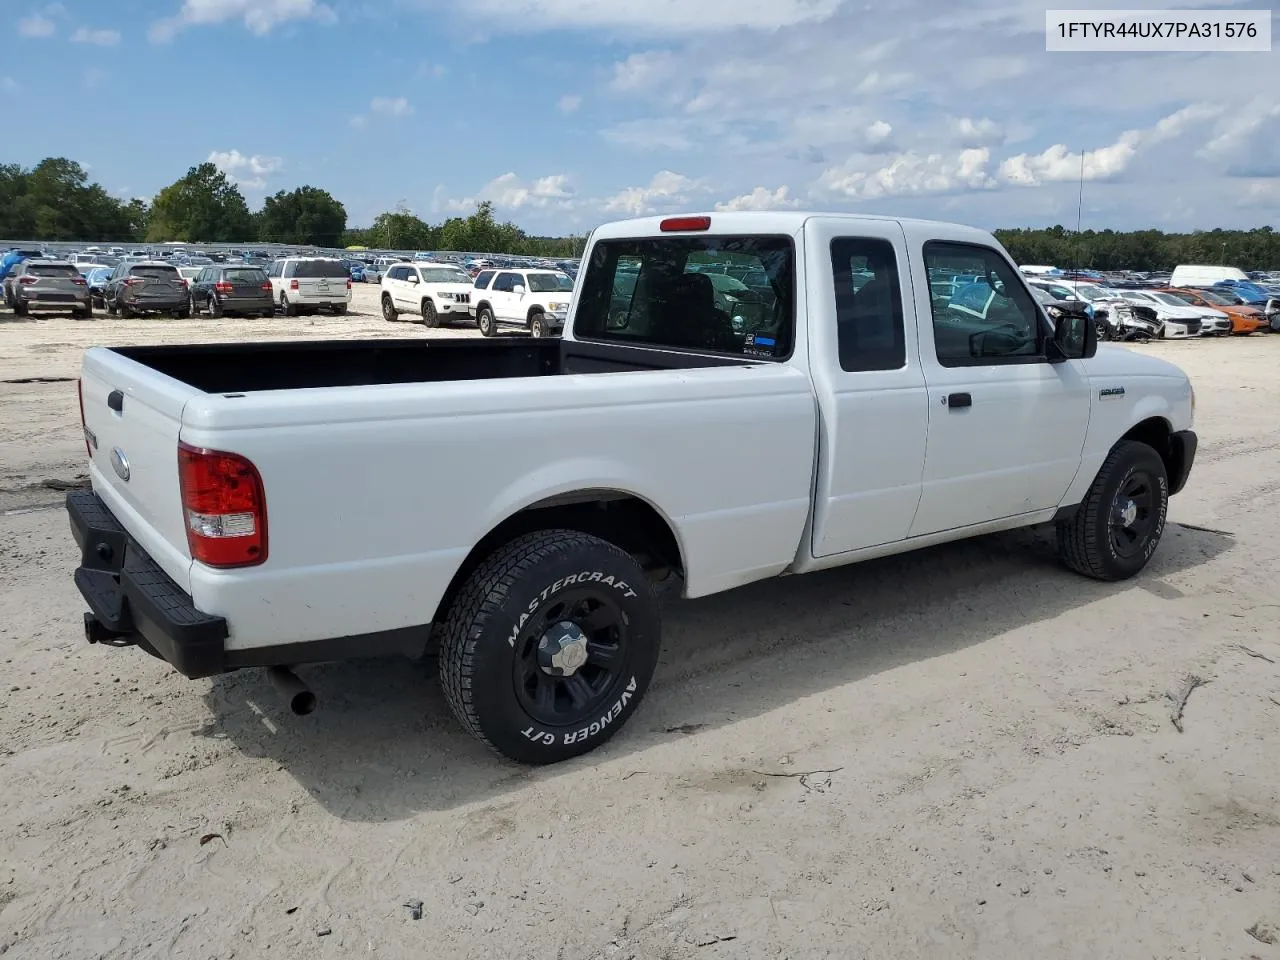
<box><xmin>1159</xmin><ymin>287</ymin><xmax>1266</xmax><ymax>333</ymax></box>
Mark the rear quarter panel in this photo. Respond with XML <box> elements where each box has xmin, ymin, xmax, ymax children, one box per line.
<box><xmin>181</xmin><ymin>364</ymin><xmax>817</xmax><ymax>651</ymax></box>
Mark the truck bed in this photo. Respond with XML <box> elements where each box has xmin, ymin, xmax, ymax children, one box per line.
<box><xmin>112</xmin><ymin>337</ymin><xmax>749</xmax><ymax>394</ymax></box>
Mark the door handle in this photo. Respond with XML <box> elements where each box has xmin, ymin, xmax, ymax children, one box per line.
<box><xmin>946</xmin><ymin>392</ymin><xmax>972</xmax><ymax>409</ymax></box>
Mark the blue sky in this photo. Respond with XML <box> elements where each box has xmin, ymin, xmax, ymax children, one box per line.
<box><xmin>4</xmin><ymin>0</ymin><xmax>1278</xmax><ymax>235</ymax></box>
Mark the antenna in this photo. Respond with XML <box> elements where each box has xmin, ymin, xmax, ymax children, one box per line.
<box><xmin>1074</xmin><ymin>148</ymin><xmax>1086</xmax><ymax>271</ymax></box>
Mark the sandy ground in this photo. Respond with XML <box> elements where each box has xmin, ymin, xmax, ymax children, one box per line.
<box><xmin>2</xmin><ymin>303</ymin><xmax>1279</xmax><ymax>960</ymax></box>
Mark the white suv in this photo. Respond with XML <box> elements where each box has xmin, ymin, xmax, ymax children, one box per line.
<box><xmin>379</xmin><ymin>262</ymin><xmax>474</xmax><ymax>326</ymax></box>
<box><xmin>470</xmin><ymin>268</ymin><xmax>575</xmax><ymax>338</ymax></box>
<box><xmin>267</xmin><ymin>257</ymin><xmax>352</xmax><ymax>316</ymax></box>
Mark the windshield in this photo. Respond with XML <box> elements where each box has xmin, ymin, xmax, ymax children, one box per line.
<box><xmin>1073</xmin><ymin>284</ymin><xmax>1108</xmax><ymax>301</ymax></box>
<box><xmin>421</xmin><ymin>267</ymin><xmax>471</xmax><ymax>284</ymax></box>
<box><xmin>1196</xmin><ymin>289</ymin><xmax>1236</xmax><ymax>306</ymax></box>
<box><xmin>526</xmin><ymin>272</ymin><xmax>574</xmax><ymax>293</ymax></box>
<box><xmin>1152</xmin><ymin>293</ymin><xmax>1189</xmax><ymax>307</ymax></box>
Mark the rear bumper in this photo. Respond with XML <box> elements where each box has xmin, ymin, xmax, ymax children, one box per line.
<box><xmin>17</xmin><ymin>294</ymin><xmax>88</xmax><ymax>309</ymax></box>
<box><xmin>68</xmin><ymin>489</ymin><xmax>228</xmax><ymax>678</ymax></box>
<box><xmin>1168</xmin><ymin>430</ymin><xmax>1197</xmax><ymax>496</ymax></box>
<box><xmin>67</xmin><ymin>489</ymin><xmax>428</xmax><ymax>677</ymax></box>
<box><xmin>214</xmin><ymin>296</ymin><xmax>275</xmax><ymax>312</ymax></box>
<box><xmin>124</xmin><ymin>297</ymin><xmax>187</xmax><ymax>311</ymax></box>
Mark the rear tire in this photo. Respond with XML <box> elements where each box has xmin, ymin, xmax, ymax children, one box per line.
<box><xmin>381</xmin><ymin>294</ymin><xmax>398</xmax><ymax>322</ymax></box>
<box><xmin>438</xmin><ymin>529</ymin><xmax>661</xmax><ymax>765</ymax></box>
<box><xmin>1057</xmin><ymin>440</ymin><xmax>1168</xmax><ymax>582</ymax></box>
<box><xmin>332</xmin><ymin>303</ymin><xmax>347</xmax><ymax>315</ymax></box>
<box><xmin>119</xmin><ymin>302</ymin><xmax>134</xmax><ymax>318</ymax></box>
<box><xmin>13</xmin><ymin>301</ymin><xmax>28</xmax><ymax>317</ymax></box>
<box><xmin>477</xmin><ymin>305</ymin><xmax>496</xmax><ymax>337</ymax></box>
<box><xmin>106</xmin><ymin>297</ymin><xmax>118</xmax><ymax>316</ymax></box>
<box><xmin>209</xmin><ymin>296</ymin><xmax>223</xmax><ymax>318</ymax></box>
<box><xmin>422</xmin><ymin>300</ymin><xmax>439</xmax><ymax>327</ymax></box>
<box><xmin>281</xmin><ymin>293</ymin><xmax>298</xmax><ymax>318</ymax></box>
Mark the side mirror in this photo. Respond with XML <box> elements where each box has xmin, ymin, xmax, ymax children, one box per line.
<box><xmin>1048</xmin><ymin>306</ymin><xmax>1097</xmax><ymax>361</ymax></box>
<box><xmin>513</xmin><ymin>284</ymin><xmax>526</xmax><ymax>296</ymax></box>
<box><xmin>407</xmin><ymin>275</ymin><xmax>419</xmax><ymax>284</ymax></box>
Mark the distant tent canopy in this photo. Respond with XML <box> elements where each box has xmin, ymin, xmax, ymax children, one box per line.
<box><xmin>345</xmin><ymin>245</ymin><xmax>369</xmax><ymax>251</ymax></box>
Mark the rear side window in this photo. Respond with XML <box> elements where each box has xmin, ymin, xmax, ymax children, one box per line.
<box><xmin>830</xmin><ymin>238</ymin><xmax>905</xmax><ymax>372</ymax></box>
<box><xmin>131</xmin><ymin>265</ymin><xmax>179</xmax><ymax>279</ymax></box>
<box><xmin>29</xmin><ymin>264</ymin><xmax>79</xmax><ymax>278</ymax></box>
<box><xmin>474</xmin><ymin>270</ymin><xmax>495</xmax><ymax>289</ymax></box>
<box><xmin>292</xmin><ymin>260</ymin><xmax>348</xmax><ymax>279</ymax></box>
<box><xmin>492</xmin><ymin>272</ymin><xmax>518</xmax><ymax>292</ymax></box>
<box><xmin>575</xmin><ymin>235</ymin><xmax>795</xmax><ymax>359</ymax></box>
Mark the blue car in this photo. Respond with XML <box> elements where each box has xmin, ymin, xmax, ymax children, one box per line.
<box><xmin>85</xmin><ymin>266</ymin><xmax>113</xmax><ymax>306</ymax></box>
<box><xmin>342</xmin><ymin>260</ymin><xmax>366</xmax><ymax>283</ymax></box>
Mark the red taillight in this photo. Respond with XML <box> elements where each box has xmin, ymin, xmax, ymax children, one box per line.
<box><xmin>261</xmin><ymin>282</ymin><xmax>271</xmax><ymax>292</ymax></box>
<box><xmin>177</xmin><ymin>442</ymin><xmax>268</xmax><ymax>568</ymax></box>
<box><xmin>72</xmin><ymin>277</ymin><xmax>87</xmax><ymax>286</ymax></box>
<box><xmin>215</xmin><ymin>281</ymin><xmax>233</xmax><ymax>293</ymax></box>
<box><xmin>289</xmin><ymin>279</ymin><xmax>299</xmax><ymax>290</ymax></box>
<box><xmin>346</xmin><ymin>278</ymin><xmax>352</xmax><ymax>289</ymax></box>
<box><xmin>122</xmin><ymin>277</ymin><xmax>141</xmax><ymax>287</ymax></box>
<box><xmin>660</xmin><ymin>216</ymin><xmax>711</xmax><ymax>232</ymax></box>
<box><xmin>18</xmin><ymin>276</ymin><xmax>38</xmax><ymax>285</ymax></box>
<box><xmin>77</xmin><ymin>379</ymin><xmax>91</xmax><ymax>458</ymax></box>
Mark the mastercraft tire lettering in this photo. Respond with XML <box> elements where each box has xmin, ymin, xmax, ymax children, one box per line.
<box><xmin>439</xmin><ymin>529</ymin><xmax>661</xmax><ymax>764</ymax></box>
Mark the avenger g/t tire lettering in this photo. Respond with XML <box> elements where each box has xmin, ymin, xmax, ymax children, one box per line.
<box><xmin>439</xmin><ymin>529</ymin><xmax>660</xmax><ymax>764</ymax></box>
<box><xmin>1057</xmin><ymin>440</ymin><xmax>1168</xmax><ymax>581</ymax></box>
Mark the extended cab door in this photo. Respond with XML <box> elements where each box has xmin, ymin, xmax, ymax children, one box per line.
<box><xmin>906</xmin><ymin>230</ymin><xmax>1091</xmax><ymax>536</ymax></box>
<box><xmin>806</xmin><ymin>219</ymin><xmax>930</xmax><ymax>557</ymax></box>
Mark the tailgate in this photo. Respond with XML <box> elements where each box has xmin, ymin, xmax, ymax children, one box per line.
<box><xmin>81</xmin><ymin>348</ymin><xmax>200</xmax><ymax>591</ymax></box>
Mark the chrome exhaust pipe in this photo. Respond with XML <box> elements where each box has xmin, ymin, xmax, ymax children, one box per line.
<box><xmin>268</xmin><ymin>666</ymin><xmax>316</xmax><ymax>716</ymax></box>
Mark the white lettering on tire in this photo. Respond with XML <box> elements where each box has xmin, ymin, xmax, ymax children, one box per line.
<box><xmin>518</xmin><ymin>676</ymin><xmax>639</xmax><ymax>748</ymax></box>
<box><xmin>506</xmin><ymin>572</ymin><xmax>640</xmax><ymax>646</ymax></box>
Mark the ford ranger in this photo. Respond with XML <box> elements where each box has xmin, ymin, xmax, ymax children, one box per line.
<box><xmin>66</xmin><ymin>212</ymin><xmax>1197</xmax><ymax>764</ymax></box>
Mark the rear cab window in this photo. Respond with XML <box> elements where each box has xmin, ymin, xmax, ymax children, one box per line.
<box><xmin>575</xmin><ymin>234</ymin><xmax>795</xmax><ymax>359</ymax></box>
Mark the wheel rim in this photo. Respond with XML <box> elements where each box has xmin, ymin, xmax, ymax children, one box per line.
<box><xmin>1110</xmin><ymin>470</ymin><xmax>1157</xmax><ymax>560</ymax></box>
<box><xmin>383</xmin><ymin>298</ymin><xmax>393</xmax><ymax>320</ymax></box>
<box><xmin>511</xmin><ymin>587</ymin><xmax>628</xmax><ymax>727</ymax></box>
<box><xmin>1096</xmin><ymin>319</ymin><xmax>1109</xmax><ymax>341</ymax></box>
<box><xmin>480</xmin><ymin>310</ymin><xmax>492</xmax><ymax>333</ymax></box>
<box><xmin>532</xmin><ymin>317</ymin><xmax>544</xmax><ymax>337</ymax></box>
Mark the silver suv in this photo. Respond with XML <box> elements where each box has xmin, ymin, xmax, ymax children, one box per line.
<box><xmin>4</xmin><ymin>260</ymin><xmax>91</xmax><ymax>318</ymax></box>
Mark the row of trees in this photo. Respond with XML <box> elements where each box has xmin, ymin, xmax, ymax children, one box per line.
<box><xmin>995</xmin><ymin>224</ymin><xmax>1280</xmax><ymax>272</ymax></box>
<box><xmin>2</xmin><ymin>157</ymin><xmax>1276</xmax><ymax>265</ymax></box>
<box><xmin>0</xmin><ymin>157</ymin><xmax>582</xmax><ymax>255</ymax></box>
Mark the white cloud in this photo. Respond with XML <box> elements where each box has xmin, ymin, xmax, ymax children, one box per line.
<box><xmin>609</xmin><ymin>50</ymin><xmax>679</xmax><ymax>92</ymax></box>
<box><xmin>603</xmin><ymin>170</ymin><xmax>699</xmax><ymax>215</ymax></box>
<box><xmin>71</xmin><ymin>26</ymin><xmax>120</xmax><ymax>45</ymax></box>
<box><xmin>951</xmin><ymin>117</ymin><xmax>1004</xmax><ymax>148</ymax></box>
<box><xmin>557</xmin><ymin>94</ymin><xmax>582</xmax><ymax>113</ymax></box>
<box><xmin>601</xmin><ymin>118</ymin><xmax>696</xmax><ymax>152</ymax></box>
<box><xmin>150</xmin><ymin>0</ymin><xmax>336</xmax><ymax>43</ymax></box>
<box><xmin>446</xmin><ymin>173</ymin><xmax>577</xmax><ymax>212</ymax></box>
<box><xmin>208</xmin><ymin>149</ymin><xmax>284</xmax><ymax>190</ymax></box>
<box><xmin>370</xmin><ymin>96</ymin><xmax>413</xmax><ymax>116</ymax></box>
<box><xmin>19</xmin><ymin>14</ymin><xmax>55</xmax><ymax>37</ymax></box>
<box><xmin>864</xmin><ymin>120</ymin><xmax>894</xmax><ymax>152</ymax></box>
<box><xmin>0</xmin><ymin>77</ymin><xmax>17</xmax><ymax>92</ymax></box>
<box><xmin>818</xmin><ymin>148</ymin><xmax>995</xmax><ymax>200</ymax></box>
<box><xmin>457</xmin><ymin>0</ymin><xmax>844</xmax><ymax>34</ymax></box>
<box><xmin>999</xmin><ymin>104</ymin><xmax>1222</xmax><ymax>186</ymax></box>
<box><xmin>714</xmin><ymin>186</ymin><xmax>799</xmax><ymax>211</ymax></box>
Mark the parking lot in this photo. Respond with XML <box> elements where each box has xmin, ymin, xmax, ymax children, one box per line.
<box><xmin>2</xmin><ymin>307</ymin><xmax>1279</xmax><ymax>959</ymax></box>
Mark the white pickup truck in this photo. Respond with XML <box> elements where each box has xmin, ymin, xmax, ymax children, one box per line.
<box><xmin>67</xmin><ymin>212</ymin><xmax>1197</xmax><ymax>764</ymax></box>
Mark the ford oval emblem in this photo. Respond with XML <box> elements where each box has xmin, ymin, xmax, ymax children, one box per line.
<box><xmin>109</xmin><ymin>447</ymin><xmax>130</xmax><ymax>482</ymax></box>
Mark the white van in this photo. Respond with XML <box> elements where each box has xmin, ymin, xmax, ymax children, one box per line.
<box><xmin>1169</xmin><ymin>264</ymin><xmax>1248</xmax><ymax>287</ymax></box>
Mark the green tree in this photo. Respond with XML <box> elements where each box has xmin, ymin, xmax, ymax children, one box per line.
<box><xmin>146</xmin><ymin>162</ymin><xmax>254</xmax><ymax>242</ymax></box>
<box><xmin>256</xmin><ymin>186</ymin><xmax>347</xmax><ymax>245</ymax></box>
<box><xmin>369</xmin><ymin>204</ymin><xmax>436</xmax><ymax>250</ymax></box>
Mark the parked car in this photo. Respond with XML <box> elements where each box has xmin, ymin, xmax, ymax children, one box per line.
<box><xmin>103</xmin><ymin>261</ymin><xmax>191</xmax><ymax>318</ymax></box>
<box><xmin>361</xmin><ymin>263</ymin><xmax>383</xmax><ymax>283</ymax></box>
<box><xmin>1158</xmin><ymin>287</ymin><xmax>1266</xmax><ymax>333</ymax></box>
<box><xmin>380</xmin><ymin>262</ymin><xmax>475</xmax><ymax>326</ymax></box>
<box><xmin>1169</xmin><ymin>264</ymin><xmax>1248</xmax><ymax>287</ymax></box>
<box><xmin>189</xmin><ymin>265</ymin><xmax>275</xmax><ymax>318</ymax></box>
<box><xmin>471</xmin><ymin>268</ymin><xmax>575</xmax><ymax>337</ymax></box>
<box><xmin>177</xmin><ymin>266</ymin><xmax>204</xmax><ymax>289</ymax></box>
<box><xmin>85</xmin><ymin>266</ymin><xmax>113</xmax><ymax>308</ymax></box>
<box><xmin>1138</xmin><ymin>291</ymin><xmax>1231</xmax><ymax>335</ymax></box>
<box><xmin>342</xmin><ymin>260</ymin><xmax>367</xmax><ymax>283</ymax></box>
<box><xmin>67</xmin><ymin>211</ymin><xmax>1196</xmax><ymax>765</ymax></box>
<box><xmin>4</xmin><ymin>259</ymin><xmax>91</xmax><ymax>318</ymax></box>
<box><xmin>265</xmin><ymin>257</ymin><xmax>352</xmax><ymax>316</ymax></box>
<box><xmin>1114</xmin><ymin>290</ymin><xmax>1205</xmax><ymax>338</ymax></box>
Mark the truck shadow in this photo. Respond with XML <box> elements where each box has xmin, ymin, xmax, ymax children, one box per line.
<box><xmin>202</xmin><ymin>521</ymin><xmax>1233</xmax><ymax>819</ymax></box>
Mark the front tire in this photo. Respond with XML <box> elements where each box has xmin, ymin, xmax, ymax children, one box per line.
<box><xmin>1095</xmin><ymin>318</ymin><xmax>1111</xmax><ymax>342</ymax></box>
<box><xmin>439</xmin><ymin>530</ymin><xmax>661</xmax><ymax>765</ymax></box>
<box><xmin>529</xmin><ymin>311</ymin><xmax>546</xmax><ymax>338</ymax></box>
<box><xmin>477</xmin><ymin>305</ymin><xmax>496</xmax><ymax>337</ymax></box>
<box><xmin>381</xmin><ymin>294</ymin><xmax>398</xmax><ymax>322</ymax></box>
<box><xmin>1057</xmin><ymin>440</ymin><xmax>1168</xmax><ymax>581</ymax></box>
<box><xmin>421</xmin><ymin>299</ymin><xmax>439</xmax><ymax>327</ymax></box>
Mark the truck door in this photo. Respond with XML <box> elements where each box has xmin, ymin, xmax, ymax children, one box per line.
<box><xmin>806</xmin><ymin>219</ymin><xmax>930</xmax><ymax>557</ymax></box>
<box><xmin>907</xmin><ymin>234</ymin><xmax>1091</xmax><ymax>537</ymax></box>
